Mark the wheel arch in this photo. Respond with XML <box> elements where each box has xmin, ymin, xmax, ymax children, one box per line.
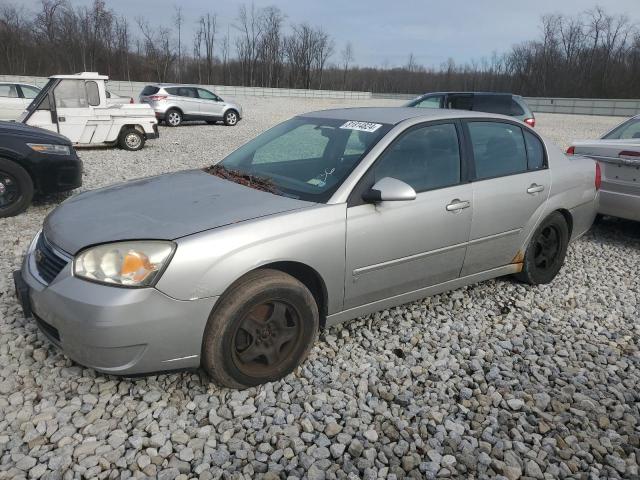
<box><xmin>0</xmin><ymin>153</ymin><xmax>38</xmax><ymax>191</ymax></box>
<box><xmin>555</xmin><ymin>208</ymin><xmax>574</xmax><ymax>238</ymax></box>
<box><xmin>219</xmin><ymin>261</ymin><xmax>329</xmax><ymax>330</ymax></box>
<box><xmin>224</xmin><ymin>107</ymin><xmax>240</xmax><ymax>118</ymax></box>
<box><xmin>119</xmin><ymin>124</ymin><xmax>145</xmax><ymax>136</ymax></box>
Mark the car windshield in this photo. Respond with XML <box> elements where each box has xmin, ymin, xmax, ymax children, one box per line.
<box><xmin>215</xmin><ymin>116</ymin><xmax>392</xmax><ymax>202</ymax></box>
<box><xmin>603</xmin><ymin>117</ymin><xmax>640</xmax><ymax>140</ymax></box>
<box><xmin>26</xmin><ymin>79</ymin><xmax>55</xmax><ymax>111</ymax></box>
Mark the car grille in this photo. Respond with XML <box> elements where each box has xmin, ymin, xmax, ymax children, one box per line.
<box><xmin>34</xmin><ymin>234</ymin><xmax>69</xmax><ymax>284</ymax></box>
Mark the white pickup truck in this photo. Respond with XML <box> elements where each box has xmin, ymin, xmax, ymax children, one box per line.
<box><xmin>19</xmin><ymin>72</ymin><xmax>158</xmax><ymax>151</ymax></box>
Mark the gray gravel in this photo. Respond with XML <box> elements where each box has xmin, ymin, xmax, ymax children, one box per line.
<box><xmin>1</xmin><ymin>98</ymin><xmax>638</xmax><ymax>479</ymax></box>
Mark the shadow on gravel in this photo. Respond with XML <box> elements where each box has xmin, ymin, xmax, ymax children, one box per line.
<box><xmin>587</xmin><ymin>216</ymin><xmax>640</xmax><ymax>247</ymax></box>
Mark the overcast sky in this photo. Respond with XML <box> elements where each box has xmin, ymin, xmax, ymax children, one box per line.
<box><xmin>18</xmin><ymin>0</ymin><xmax>640</xmax><ymax>67</ymax></box>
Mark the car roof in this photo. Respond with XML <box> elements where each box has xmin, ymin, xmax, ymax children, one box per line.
<box><xmin>50</xmin><ymin>72</ymin><xmax>108</xmax><ymax>80</ymax></box>
<box><xmin>300</xmin><ymin>107</ymin><xmax>514</xmax><ymax>125</ymax></box>
<box><xmin>0</xmin><ymin>82</ymin><xmax>39</xmax><ymax>88</ymax></box>
<box><xmin>418</xmin><ymin>91</ymin><xmax>518</xmax><ymax>97</ymax></box>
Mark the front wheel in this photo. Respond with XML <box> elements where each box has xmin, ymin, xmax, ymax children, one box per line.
<box><xmin>515</xmin><ymin>212</ymin><xmax>569</xmax><ymax>285</ymax></box>
<box><xmin>223</xmin><ymin>110</ymin><xmax>239</xmax><ymax>126</ymax></box>
<box><xmin>0</xmin><ymin>159</ymin><xmax>34</xmax><ymax>218</ymax></box>
<box><xmin>202</xmin><ymin>269</ymin><xmax>319</xmax><ymax>388</ymax></box>
<box><xmin>118</xmin><ymin>128</ymin><xmax>145</xmax><ymax>151</ymax></box>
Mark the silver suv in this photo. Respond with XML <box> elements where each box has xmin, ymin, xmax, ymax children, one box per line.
<box><xmin>139</xmin><ymin>84</ymin><xmax>242</xmax><ymax>127</ymax></box>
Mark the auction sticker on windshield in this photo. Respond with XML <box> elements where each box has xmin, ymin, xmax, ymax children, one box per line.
<box><xmin>340</xmin><ymin>121</ymin><xmax>382</xmax><ymax>132</ymax></box>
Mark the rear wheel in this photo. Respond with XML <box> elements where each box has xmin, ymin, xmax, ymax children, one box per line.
<box><xmin>224</xmin><ymin>110</ymin><xmax>239</xmax><ymax>126</ymax></box>
<box><xmin>166</xmin><ymin>109</ymin><xmax>182</xmax><ymax>127</ymax></box>
<box><xmin>0</xmin><ymin>159</ymin><xmax>34</xmax><ymax>218</ymax></box>
<box><xmin>118</xmin><ymin>128</ymin><xmax>145</xmax><ymax>151</ymax></box>
<box><xmin>202</xmin><ymin>269</ymin><xmax>319</xmax><ymax>388</ymax></box>
<box><xmin>515</xmin><ymin>212</ymin><xmax>569</xmax><ymax>285</ymax></box>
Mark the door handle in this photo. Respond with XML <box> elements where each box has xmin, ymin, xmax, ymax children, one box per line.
<box><xmin>446</xmin><ymin>199</ymin><xmax>471</xmax><ymax>212</ymax></box>
<box><xmin>527</xmin><ymin>183</ymin><xmax>544</xmax><ymax>194</ymax></box>
<box><xmin>58</xmin><ymin>116</ymin><xmax>66</xmax><ymax>122</ymax></box>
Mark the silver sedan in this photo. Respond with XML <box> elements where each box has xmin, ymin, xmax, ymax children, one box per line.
<box><xmin>568</xmin><ymin>114</ymin><xmax>640</xmax><ymax>222</ymax></box>
<box><xmin>15</xmin><ymin>108</ymin><xmax>599</xmax><ymax>388</ymax></box>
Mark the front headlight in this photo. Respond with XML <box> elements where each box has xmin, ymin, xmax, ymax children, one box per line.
<box><xmin>74</xmin><ymin>241</ymin><xmax>175</xmax><ymax>287</ymax></box>
<box><xmin>27</xmin><ymin>143</ymin><xmax>71</xmax><ymax>155</ymax></box>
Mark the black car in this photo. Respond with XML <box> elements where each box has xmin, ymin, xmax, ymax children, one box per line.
<box><xmin>404</xmin><ymin>92</ymin><xmax>536</xmax><ymax>127</ymax></box>
<box><xmin>0</xmin><ymin>122</ymin><xmax>82</xmax><ymax>217</ymax></box>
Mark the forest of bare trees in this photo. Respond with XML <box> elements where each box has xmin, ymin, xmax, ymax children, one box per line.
<box><xmin>1</xmin><ymin>1</ymin><xmax>639</xmax><ymax>98</ymax></box>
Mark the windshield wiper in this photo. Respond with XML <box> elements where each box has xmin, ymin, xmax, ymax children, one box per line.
<box><xmin>203</xmin><ymin>164</ymin><xmax>280</xmax><ymax>194</ymax></box>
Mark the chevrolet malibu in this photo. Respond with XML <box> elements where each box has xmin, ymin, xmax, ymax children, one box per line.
<box><xmin>15</xmin><ymin>108</ymin><xmax>599</xmax><ymax>388</ymax></box>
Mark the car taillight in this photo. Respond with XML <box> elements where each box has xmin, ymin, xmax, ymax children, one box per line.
<box><xmin>129</xmin><ymin>97</ymin><xmax>134</xmax><ymax>104</ymax></box>
<box><xmin>566</xmin><ymin>146</ymin><xmax>575</xmax><ymax>155</ymax></box>
<box><xmin>595</xmin><ymin>162</ymin><xmax>601</xmax><ymax>191</ymax></box>
<box><xmin>148</xmin><ymin>95</ymin><xmax>167</xmax><ymax>101</ymax></box>
<box><xmin>524</xmin><ymin>118</ymin><xmax>535</xmax><ymax>127</ymax></box>
<box><xmin>619</xmin><ymin>150</ymin><xmax>640</xmax><ymax>158</ymax></box>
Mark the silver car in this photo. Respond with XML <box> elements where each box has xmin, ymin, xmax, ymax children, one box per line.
<box><xmin>567</xmin><ymin>114</ymin><xmax>640</xmax><ymax>222</ymax></box>
<box><xmin>14</xmin><ymin>108</ymin><xmax>598</xmax><ymax>388</ymax></box>
<box><xmin>139</xmin><ymin>84</ymin><xmax>242</xmax><ymax>127</ymax></box>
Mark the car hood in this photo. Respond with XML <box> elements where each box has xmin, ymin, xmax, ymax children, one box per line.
<box><xmin>0</xmin><ymin>121</ymin><xmax>71</xmax><ymax>144</ymax></box>
<box><xmin>43</xmin><ymin>169</ymin><xmax>314</xmax><ymax>254</ymax></box>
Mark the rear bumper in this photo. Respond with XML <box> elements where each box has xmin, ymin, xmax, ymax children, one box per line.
<box><xmin>146</xmin><ymin>123</ymin><xmax>160</xmax><ymax>139</ymax></box>
<box><xmin>599</xmin><ymin>188</ymin><xmax>640</xmax><ymax>221</ymax></box>
<box><xmin>17</xmin><ymin>232</ymin><xmax>217</xmax><ymax>376</ymax></box>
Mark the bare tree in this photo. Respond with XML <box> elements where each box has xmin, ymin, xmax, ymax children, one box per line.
<box><xmin>340</xmin><ymin>42</ymin><xmax>353</xmax><ymax>90</ymax></box>
<box><xmin>198</xmin><ymin>13</ymin><xmax>216</xmax><ymax>84</ymax></box>
<box><xmin>235</xmin><ymin>4</ymin><xmax>263</xmax><ymax>86</ymax></box>
<box><xmin>174</xmin><ymin>5</ymin><xmax>183</xmax><ymax>82</ymax></box>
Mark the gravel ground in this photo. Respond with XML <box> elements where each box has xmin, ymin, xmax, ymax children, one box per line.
<box><xmin>0</xmin><ymin>98</ymin><xmax>638</xmax><ymax>479</ymax></box>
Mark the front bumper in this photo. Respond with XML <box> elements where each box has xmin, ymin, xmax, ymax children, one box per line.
<box><xmin>146</xmin><ymin>123</ymin><xmax>160</xmax><ymax>140</ymax></box>
<box><xmin>28</xmin><ymin>149</ymin><xmax>83</xmax><ymax>194</ymax></box>
<box><xmin>16</xmin><ymin>232</ymin><xmax>217</xmax><ymax>376</ymax></box>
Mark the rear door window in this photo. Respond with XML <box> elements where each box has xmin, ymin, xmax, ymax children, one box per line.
<box><xmin>473</xmin><ymin>95</ymin><xmax>512</xmax><ymax>115</ymax></box>
<box><xmin>468</xmin><ymin>122</ymin><xmax>528</xmax><ymax>179</ymax></box>
<box><xmin>446</xmin><ymin>94</ymin><xmax>473</xmax><ymax>111</ymax></box>
<box><xmin>177</xmin><ymin>87</ymin><xmax>198</xmax><ymax>98</ymax></box>
<box><xmin>372</xmin><ymin>123</ymin><xmax>461</xmax><ymax>192</ymax></box>
<box><xmin>54</xmin><ymin>80</ymin><xmax>87</xmax><ymax>108</ymax></box>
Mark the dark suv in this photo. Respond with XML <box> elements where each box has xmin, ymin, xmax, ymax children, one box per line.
<box><xmin>404</xmin><ymin>92</ymin><xmax>535</xmax><ymax>127</ymax></box>
<box><xmin>0</xmin><ymin>122</ymin><xmax>82</xmax><ymax>217</ymax></box>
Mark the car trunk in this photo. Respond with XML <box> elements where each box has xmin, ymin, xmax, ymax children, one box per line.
<box><xmin>574</xmin><ymin>140</ymin><xmax>640</xmax><ymax>194</ymax></box>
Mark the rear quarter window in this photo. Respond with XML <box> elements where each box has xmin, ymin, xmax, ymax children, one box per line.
<box><xmin>510</xmin><ymin>99</ymin><xmax>525</xmax><ymax>116</ymax></box>
<box><xmin>524</xmin><ymin>131</ymin><xmax>545</xmax><ymax>170</ymax></box>
<box><xmin>141</xmin><ymin>86</ymin><xmax>160</xmax><ymax>96</ymax></box>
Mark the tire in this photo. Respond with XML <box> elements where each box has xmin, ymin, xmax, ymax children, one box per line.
<box><xmin>202</xmin><ymin>269</ymin><xmax>319</xmax><ymax>388</ymax></box>
<box><xmin>223</xmin><ymin>110</ymin><xmax>239</xmax><ymax>126</ymax></box>
<box><xmin>118</xmin><ymin>128</ymin><xmax>145</xmax><ymax>151</ymax></box>
<box><xmin>166</xmin><ymin>109</ymin><xmax>182</xmax><ymax>127</ymax></box>
<box><xmin>515</xmin><ymin>212</ymin><xmax>569</xmax><ymax>285</ymax></box>
<box><xmin>0</xmin><ymin>159</ymin><xmax>34</xmax><ymax>218</ymax></box>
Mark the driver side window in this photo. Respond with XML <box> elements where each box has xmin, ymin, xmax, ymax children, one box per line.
<box><xmin>197</xmin><ymin>88</ymin><xmax>219</xmax><ymax>101</ymax></box>
<box><xmin>372</xmin><ymin>123</ymin><xmax>461</xmax><ymax>193</ymax></box>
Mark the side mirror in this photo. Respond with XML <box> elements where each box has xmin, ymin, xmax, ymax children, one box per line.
<box><xmin>362</xmin><ymin>177</ymin><xmax>416</xmax><ymax>203</ymax></box>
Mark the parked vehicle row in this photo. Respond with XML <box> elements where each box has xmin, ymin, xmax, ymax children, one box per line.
<box><xmin>14</xmin><ymin>107</ymin><xmax>599</xmax><ymax>387</ymax></box>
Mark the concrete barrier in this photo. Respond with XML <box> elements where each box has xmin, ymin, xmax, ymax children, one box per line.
<box><xmin>2</xmin><ymin>75</ymin><xmax>638</xmax><ymax>116</ymax></box>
